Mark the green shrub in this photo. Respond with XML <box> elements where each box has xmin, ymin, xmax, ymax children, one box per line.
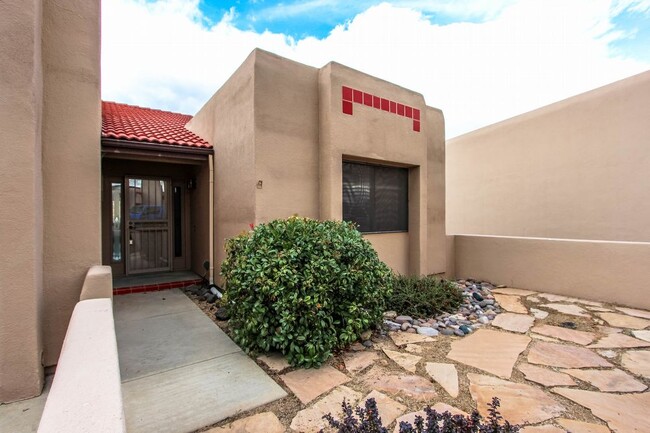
<box><xmin>221</xmin><ymin>216</ymin><xmax>393</xmax><ymax>368</ymax></box>
<box><xmin>388</xmin><ymin>274</ymin><xmax>463</xmax><ymax>318</ymax></box>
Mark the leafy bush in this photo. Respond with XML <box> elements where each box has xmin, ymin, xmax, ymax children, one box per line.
<box><xmin>221</xmin><ymin>216</ymin><xmax>393</xmax><ymax>367</ymax></box>
<box><xmin>388</xmin><ymin>274</ymin><xmax>463</xmax><ymax>318</ymax></box>
<box><xmin>322</xmin><ymin>397</ymin><xmax>519</xmax><ymax>433</ymax></box>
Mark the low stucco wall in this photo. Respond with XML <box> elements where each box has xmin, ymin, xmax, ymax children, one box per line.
<box><xmin>454</xmin><ymin>235</ymin><xmax>650</xmax><ymax>309</ymax></box>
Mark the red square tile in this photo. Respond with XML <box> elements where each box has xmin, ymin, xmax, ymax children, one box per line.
<box><xmin>397</xmin><ymin>103</ymin><xmax>405</xmax><ymax>116</ymax></box>
<box><xmin>413</xmin><ymin>120</ymin><xmax>420</xmax><ymax>132</ymax></box>
<box><xmin>381</xmin><ymin>98</ymin><xmax>389</xmax><ymax>111</ymax></box>
<box><xmin>390</xmin><ymin>101</ymin><xmax>397</xmax><ymax>113</ymax></box>
<box><xmin>342</xmin><ymin>86</ymin><xmax>353</xmax><ymax>101</ymax></box>
<box><xmin>342</xmin><ymin>100</ymin><xmax>353</xmax><ymax>115</ymax></box>
<box><xmin>373</xmin><ymin>95</ymin><xmax>380</xmax><ymax>108</ymax></box>
<box><xmin>363</xmin><ymin>92</ymin><xmax>373</xmax><ymax>106</ymax></box>
<box><xmin>353</xmin><ymin>89</ymin><xmax>363</xmax><ymax>104</ymax></box>
<box><xmin>413</xmin><ymin>108</ymin><xmax>420</xmax><ymax>120</ymax></box>
<box><xmin>405</xmin><ymin>106</ymin><xmax>413</xmax><ymax>118</ymax></box>
<box><xmin>132</xmin><ymin>287</ymin><xmax>148</xmax><ymax>294</ymax></box>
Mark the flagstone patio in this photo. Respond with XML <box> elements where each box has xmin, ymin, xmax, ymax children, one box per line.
<box><xmin>195</xmin><ymin>287</ymin><xmax>650</xmax><ymax>433</ymax></box>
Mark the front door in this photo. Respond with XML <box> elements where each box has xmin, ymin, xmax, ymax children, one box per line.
<box><xmin>125</xmin><ymin>177</ymin><xmax>172</xmax><ymax>274</ymax></box>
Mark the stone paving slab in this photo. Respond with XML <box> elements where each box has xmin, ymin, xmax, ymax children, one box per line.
<box><xmin>389</xmin><ymin>331</ymin><xmax>433</xmax><ymax>346</ymax></box>
<box><xmin>520</xmin><ymin>426</ymin><xmax>565</xmax><ymax>433</ymax></box>
<box><xmin>616</xmin><ymin>306</ymin><xmax>650</xmax><ymax>320</ymax></box>
<box><xmin>382</xmin><ymin>348</ymin><xmax>421</xmax><ymax>372</ymax></box>
<box><xmin>540</xmin><ymin>303</ymin><xmax>590</xmax><ymax>317</ymax></box>
<box><xmin>362</xmin><ymin>390</ymin><xmax>407</xmax><ymax>427</ymax></box>
<box><xmin>448</xmin><ymin>329</ymin><xmax>530</xmax><ymax>378</ymax></box>
<box><xmin>281</xmin><ymin>365</ymin><xmax>350</xmax><ymax>404</ymax></box>
<box><xmin>562</xmin><ymin>368</ymin><xmax>647</xmax><ymax>392</ymax></box>
<box><xmin>207</xmin><ymin>412</ymin><xmax>285</xmax><ymax>433</ymax></box>
<box><xmin>531</xmin><ymin>324</ymin><xmax>596</xmax><ymax>345</ymax></box>
<box><xmin>290</xmin><ymin>386</ymin><xmax>361</xmax><ymax>432</ymax></box>
<box><xmin>588</xmin><ymin>333</ymin><xmax>650</xmax><ymax>349</ymax></box>
<box><xmin>492</xmin><ymin>288</ymin><xmax>537</xmax><ymax>296</ymax></box>
<box><xmin>491</xmin><ymin>313</ymin><xmax>535</xmax><ymax>333</ymax></box>
<box><xmin>425</xmin><ymin>362</ymin><xmax>459</xmax><ymax>398</ymax></box>
<box><xmin>343</xmin><ymin>350</ymin><xmax>379</xmax><ymax>374</ymax></box>
<box><xmin>621</xmin><ymin>350</ymin><xmax>650</xmax><ymax>378</ymax></box>
<box><xmin>121</xmin><ymin>352</ymin><xmax>287</xmax><ymax>433</ymax></box>
<box><xmin>527</xmin><ymin>341</ymin><xmax>613</xmax><ymax>369</ymax></box>
<box><xmin>556</xmin><ymin>418</ymin><xmax>612</xmax><ymax>433</ymax></box>
<box><xmin>596</xmin><ymin>312</ymin><xmax>650</xmax><ymax>329</ymax></box>
<box><xmin>493</xmin><ymin>294</ymin><xmax>528</xmax><ymax>314</ymax></box>
<box><xmin>631</xmin><ymin>330</ymin><xmax>650</xmax><ymax>342</ymax></box>
<box><xmin>468</xmin><ymin>373</ymin><xmax>565</xmax><ymax>425</ymax></box>
<box><xmin>362</xmin><ymin>366</ymin><xmax>437</xmax><ymax>401</ymax></box>
<box><xmin>553</xmin><ymin>388</ymin><xmax>650</xmax><ymax>432</ymax></box>
<box><xmin>257</xmin><ymin>353</ymin><xmax>291</xmax><ymax>373</ymax></box>
<box><xmin>518</xmin><ymin>362</ymin><xmax>577</xmax><ymax>387</ymax></box>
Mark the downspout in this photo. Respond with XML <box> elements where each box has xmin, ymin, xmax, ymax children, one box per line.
<box><xmin>209</xmin><ymin>154</ymin><xmax>215</xmax><ymax>284</ymax></box>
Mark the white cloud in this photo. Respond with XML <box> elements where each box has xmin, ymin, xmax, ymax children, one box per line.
<box><xmin>102</xmin><ymin>0</ymin><xmax>650</xmax><ymax>137</ymax></box>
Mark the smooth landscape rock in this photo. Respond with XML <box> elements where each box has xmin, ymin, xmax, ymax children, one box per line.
<box><xmin>363</xmin><ymin>366</ymin><xmax>437</xmax><ymax>401</ymax></box>
<box><xmin>552</xmin><ymin>387</ymin><xmax>650</xmax><ymax>433</ymax></box>
<box><xmin>361</xmin><ymin>390</ymin><xmax>406</xmax><ymax>427</ymax></box>
<box><xmin>518</xmin><ymin>362</ymin><xmax>576</xmax><ymax>387</ymax></box>
<box><xmin>382</xmin><ymin>348</ymin><xmax>421</xmax><ymax>373</ymax></box>
<box><xmin>621</xmin><ymin>350</ymin><xmax>650</xmax><ymax>378</ymax></box>
<box><xmin>596</xmin><ymin>312</ymin><xmax>650</xmax><ymax>329</ymax></box>
<box><xmin>527</xmin><ymin>341</ymin><xmax>612</xmax><ymax>368</ymax></box>
<box><xmin>208</xmin><ymin>412</ymin><xmax>285</xmax><ymax>433</ymax></box>
<box><xmin>561</xmin><ymin>368</ymin><xmax>647</xmax><ymax>392</ymax></box>
<box><xmin>416</xmin><ymin>327</ymin><xmax>439</xmax><ymax>336</ymax></box>
<box><xmin>556</xmin><ymin>418</ymin><xmax>611</xmax><ymax>433</ymax></box>
<box><xmin>491</xmin><ymin>313</ymin><xmax>535</xmax><ymax>333</ymax></box>
<box><xmin>468</xmin><ymin>373</ymin><xmax>565</xmax><ymax>425</ymax></box>
<box><xmin>598</xmin><ymin>349</ymin><xmax>618</xmax><ymax>359</ymax></box>
<box><xmin>425</xmin><ymin>363</ymin><xmax>459</xmax><ymax>398</ymax></box>
<box><xmin>280</xmin><ymin>366</ymin><xmax>350</xmax><ymax>404</ymax></box>
<box><xmin>404</xmin><ymin>344</ymin><xmax>423</xmax><ymax>354</ymax></box>
<box><xmin>395</xmin><ymin>315</ymin><xmax>413</xmax><ymax>324</ymax></box>
<box><xmin>588</xmin><ymin>333</ymin><xmax>650</xmax><ymax>349</ymax></box>
<box><xmin>447</xmin><ymin>329</ymin><xmax>530</xmax><ymax>378</ymax></box>
<box><xmin>289</xmin><ymin>386</ymin><xmax>361</xmax><ymax>432</ymax></box>
<box><xmin>343</xmin><ymin>351</ymin><xmax>379</xmax><ymax>374</ymax></box>
<box><xmin>257</xmin><ymin>353</ymin><xmax>291</xmax><ymax>373</ymax></box>
<box><xmin>531</xmin><ymin>324</ymin><xmax>596</xmax><ymax>345</ymax></box>
<box><xmin>540</xmin><ymin>303</ymin><xmax>590</xmax><ymax>317</ymax></box>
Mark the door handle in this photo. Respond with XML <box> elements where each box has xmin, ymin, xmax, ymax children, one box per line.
<box><xmin>128</xmin><ymin>221</ymin><xmax>135</xmax><ymax>229</ymax></box>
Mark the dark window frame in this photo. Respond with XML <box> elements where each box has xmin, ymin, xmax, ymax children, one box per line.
<box><xmin>342</xmin><ymin>161</ymin><xmax>409</xmax><ymax>233</ymax></box>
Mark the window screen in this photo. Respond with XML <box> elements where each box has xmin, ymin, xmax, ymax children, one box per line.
<box><xmin>342</xmin><ymin>162</ymin><xmax>408</xmax><ymax>233</ymax></box>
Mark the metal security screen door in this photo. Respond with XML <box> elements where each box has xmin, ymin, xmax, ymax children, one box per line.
<box><xmin>125</xmin><ymin>177</ymin><xmax>172</xmax><ymax>274</ymax></box>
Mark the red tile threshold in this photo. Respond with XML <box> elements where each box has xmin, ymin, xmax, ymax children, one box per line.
<box><xmin>113</xmin><ymin>279</ymin><xmax>202</xmax><ymax>296</ymax></box>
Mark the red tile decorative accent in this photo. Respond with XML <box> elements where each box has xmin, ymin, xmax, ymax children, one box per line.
<box><xmin>113</xmin><ymin>278</ymin><xmax>203</xmax><ymax>295</ymax></box>
<box><xmin>353</xmin><ymin>89</ymin><xmax>363</xmax><ymax>104</ymax></box>
<box><xmin>342</xmin><ymin>86</ymin><xmax>353</xmax><ymax>101</ymax></box>
<box><xmin>342</xmin><ymin>100</ymin><xmax>353</xmax><ymax>115</ymax></box>
<box><xmin>363</xmin><ymin>92</ymin><xmax>373</xmax><ymax>107</ymax></box>
<box><xmin>340</xmin><ymin>86</ymin><xmax>421</xmax><ymax>132</ymax></box>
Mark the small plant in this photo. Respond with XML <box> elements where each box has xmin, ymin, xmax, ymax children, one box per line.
<box><xmin>322</xmin><ymin>397</ymin><xmax>519</xmax><ymax>433</ymax></box>
<box><xmin>221</xmin><ymin>216</ymin><xmax>393</xmax><ymax>368</ymax></box>
<box><xmin>388</xmin><ymin>274</ymin><xmax>463</xmax><ymax>318</ymax></box>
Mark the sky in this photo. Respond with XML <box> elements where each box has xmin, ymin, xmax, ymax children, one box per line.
<box><xmin>102</xmin><ymin>0</ymin><xmax>650</xmax><ymax>138</ymax></box>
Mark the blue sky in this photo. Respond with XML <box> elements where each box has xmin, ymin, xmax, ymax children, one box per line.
<box><xmin>103</xmin><ymin>0</ymin><xmax>650</xmax><ymax>137</ymax></box>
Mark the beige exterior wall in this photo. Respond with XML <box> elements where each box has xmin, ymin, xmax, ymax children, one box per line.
<box><xmin>41</xmin><ymin>0</ymin><xmax>101</xmax><ymax>367</ymax></box>
<box><xmin>0</xmin><ymin>0</ymin><xmax>45</xmax><ymax>403</ymax></box>
<box><xmin>455</xmin><ymin>235</ymin><xmax>650</xmax><ymax>310</ymax></box>
<box><xmin>447</xmin><ymin>70</ymin><xmax>650</xmax><ymax>242</ymax></box>
<box><xmin>188</xmin><ymin>53</ymin><xmax>257</xmax><ymax>283</ymax></box>
<box><xmin>189</xmin><ymin>49</ymin><xmax>447</xmax><ymax>280</ymax></box>
<box><xmin>0</xmin><ymin>0</ymin><xmax>101</xmax><ymax>402</ymax></box>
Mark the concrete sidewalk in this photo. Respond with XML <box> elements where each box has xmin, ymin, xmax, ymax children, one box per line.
<box><xmin>114</xmin><ymin>289</ymin><xmax>286</xmax><ymax>433</ymax></box>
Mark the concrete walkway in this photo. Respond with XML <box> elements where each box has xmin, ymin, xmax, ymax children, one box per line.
<box><xmin>114</xmin><ymin>289</ymin><xmax>286</xmax><ymax>433</ymax></box>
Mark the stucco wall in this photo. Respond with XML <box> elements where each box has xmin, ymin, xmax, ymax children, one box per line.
<box><xmin>41</xmin><ymin>0</ymin><xmax>101</xmax><ymax>367</ymax></box>
<box><xmin>447</xmin><ymin>70</ymin><xmax>650</xmax><ymax>242</ymax></box>
<box><xmin>455</xmin><ymin>235</ymin><xmax>650</xmax><ymax>310</ymax></box>
<box><xmin>187</xmin><ymin>53</ymin><xmax>257</xmax><ymax>284</ymax></box>
<box><xmin>253</xmin><ymin>51</ymin><xmax>320</xmax><ymax>222</ymax></box>
<box><xmin>0</xmin><ymin>0</ymin><xmax>45</xmax><ymax>403</ymax></box>
<box><xmin>425</xmin><ymin>107</ymin><xmax>447</xmax><ymax>275</ymax></box>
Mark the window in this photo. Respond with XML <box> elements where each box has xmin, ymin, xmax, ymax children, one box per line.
<box><xmin>342</xmin><ymin>161</ymin><xmax>408</xmax><ymax>233</ymax></box>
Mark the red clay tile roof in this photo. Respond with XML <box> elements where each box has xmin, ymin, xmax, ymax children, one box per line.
<box><xmin>102</xmin><ymin>101</ymin><xmax>211</xmax><ymax>148</ymax></box>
